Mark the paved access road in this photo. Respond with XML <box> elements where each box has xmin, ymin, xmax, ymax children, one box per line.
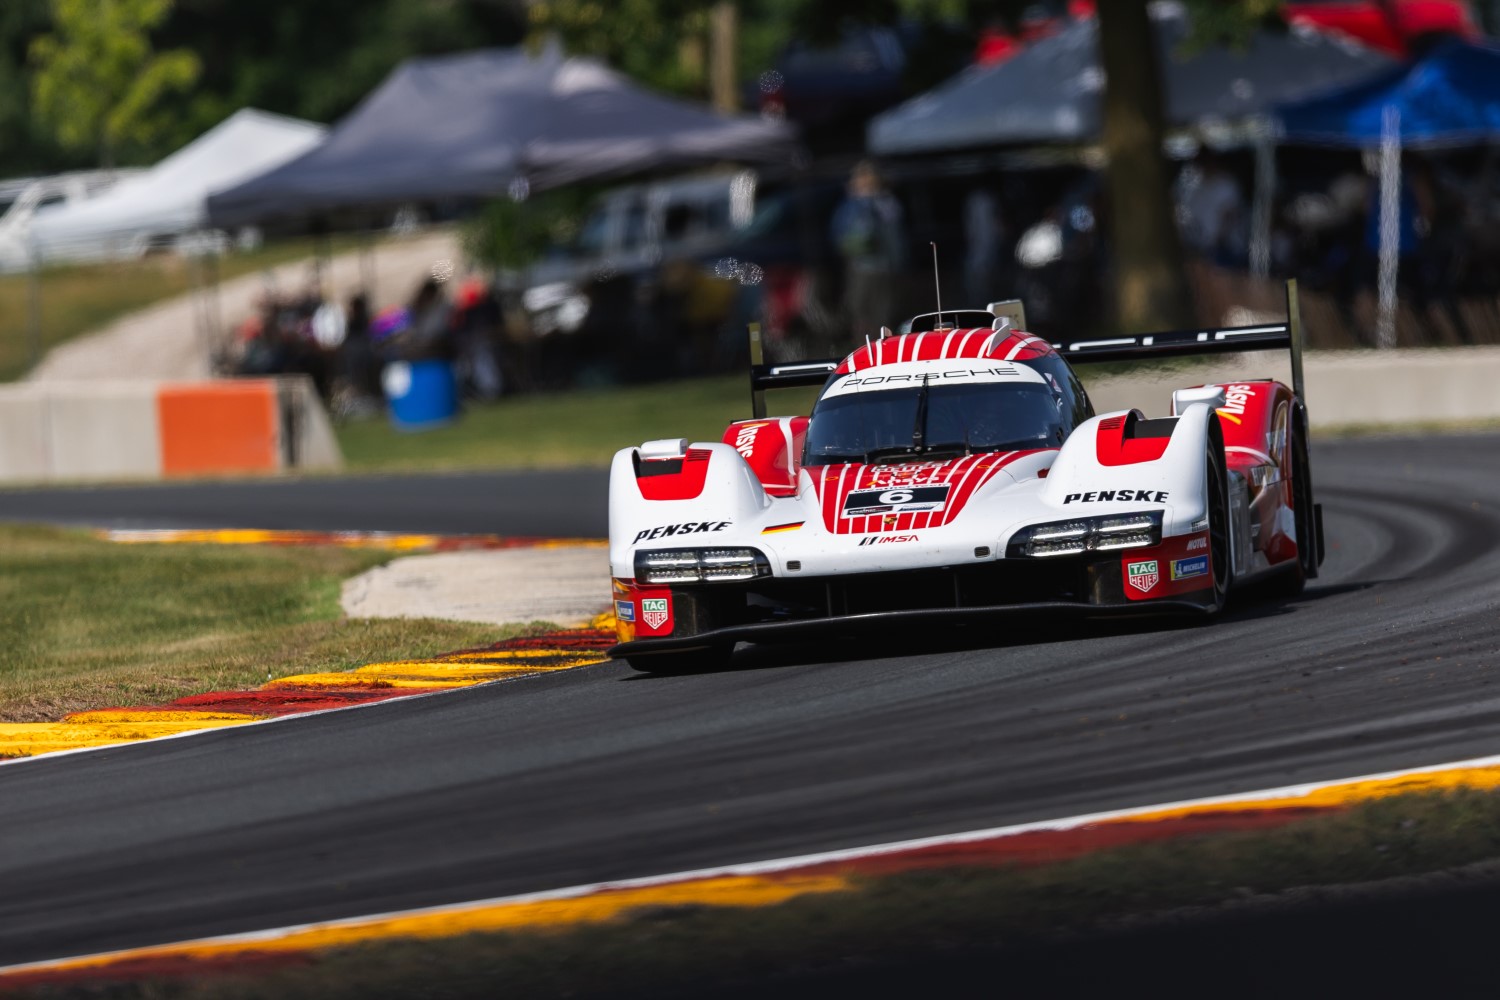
<box><xmin>3</xmin><ymin>434</ymin><xmax>1499</xmax><ymax>966</ymax></box>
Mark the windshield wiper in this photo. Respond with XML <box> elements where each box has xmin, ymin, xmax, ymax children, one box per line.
<box><xmin>911</xmin><ymin>373</ymin><xmax>930</xmax><ymax>453</ymax></box>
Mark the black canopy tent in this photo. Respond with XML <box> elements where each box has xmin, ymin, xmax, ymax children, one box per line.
<box><xmin>867</xmin><ymin>9</ymin><xmax>1393</xmax><ymax>154</ymax></box>
<box><xmin>207</xmin><ymin>45</ymin><xmax>797</xmax><ymax>227</ymax></box>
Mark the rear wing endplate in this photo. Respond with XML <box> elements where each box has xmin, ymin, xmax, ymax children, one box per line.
<box><xmin>747</xmin><ymin>322</ymin><xmax>839</xmax><ymax>419</ymax></box>
<box><xmin>1056</xmin><ymin>279</ymin><xmax>1308</xmax><ymax>404</ymax></box>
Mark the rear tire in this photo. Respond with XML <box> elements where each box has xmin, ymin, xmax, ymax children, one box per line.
<box><xmin>1270</xmin><ymin>406</ymin><xmax>1316</xmax><ymax>598</ymax></box>
<box><xmin>625</xmin><ymin>644</ymin><xmax>734</xmax><ymax>675</ymax></box>
<box><xmin>1204</xmin><ymin>416</ymin><xmax>1231</xmax><ymax>613</ymax></box>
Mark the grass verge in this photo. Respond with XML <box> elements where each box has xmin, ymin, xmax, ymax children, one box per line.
<box><xmin>335</xmin><ymin>377</ymin><xmax>820</xmax><ymax>471</ymax></box>
<box><xmin>0</xmin><ymin>523</ymin><xmax>512</xmax><ymax>722</ymax></box>
<box><xmin>32</xmin><ymin>788</ymin><xmax>1500</xmax><ymax>998</ymax></box>
<box><xmin>0</xmin><ymin>236</ymin><xmax>361</xmax><ymax>383</ymax></box>
<box><xmin>334</xmin><ymin>367</ymin><xmax>1500</xmax><ymax>473</ymax></box>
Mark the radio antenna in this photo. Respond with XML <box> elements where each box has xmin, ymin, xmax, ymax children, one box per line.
<box><xmin>930</xmin><ymin>242</ymin><xmax>943</xmax><ymax>328</ymax></box>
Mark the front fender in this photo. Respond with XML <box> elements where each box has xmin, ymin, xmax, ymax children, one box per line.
<box><xmin>1040</xmin><ymin>404</ymin><xmax>1216</xmax><ymax>536</ymax></box>
<box><xmin>608</xmin><ymin>442</ymin><xmax>773</xmax><ymax>577</ymax></box>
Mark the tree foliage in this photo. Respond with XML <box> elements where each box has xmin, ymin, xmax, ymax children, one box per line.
<box><xmin>2</xmin><ymin>0</ymin><xmax>530</xmax><ymax>175</ymax></box>
<box><xmin>463</xmin><ymin>186</ymin><xmax>596</xmax><ymax>270</ymax></box>
<box><xmin>527</xmin><ymin>0</ymin><xmax>713</xmax><ymax>96</ymax></box>
<box><xmin>30</xmin><ymin>0</ymin><xmax>201</xmax><ymax>166</ymax></box>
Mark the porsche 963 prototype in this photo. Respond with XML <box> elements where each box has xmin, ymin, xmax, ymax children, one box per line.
<box><xmin>607</xmin><ymin>282</ymin><xmax>1323</xmax><ymax>673</ymax></box>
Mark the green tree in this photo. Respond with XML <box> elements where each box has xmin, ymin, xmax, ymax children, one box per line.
<box><xmin>29</xmin><ymin>0</ymin><xmax>201</xmax><ymax>166</ymax></box>
<box><xmin>526</xmin><ymin>0</ymin><xmax>714</xmax><ymax>97</ymax></box>
<box><xmin>1100</xmin><ymin>0</ymin><xmax>1285</xmax><ymax>331</ymax></box>
<box><xmin>0</xmin><ymin>0</ymin><xmax>71</xmax><ymax>177</ymax></box>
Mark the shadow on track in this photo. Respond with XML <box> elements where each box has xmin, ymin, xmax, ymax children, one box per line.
<box><xmin>619</xmin><ymin>580</ymin><xmax>1378</xmax><ymax>679</ymax></box>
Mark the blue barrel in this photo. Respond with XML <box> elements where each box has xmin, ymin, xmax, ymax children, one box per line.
<box><xmin>383</xmin><ymin>360</ymin><xmax>459</xmax><ymax>430</ymax></box>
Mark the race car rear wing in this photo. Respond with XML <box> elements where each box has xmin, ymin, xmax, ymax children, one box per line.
<box><xmin>747</xmin><ymin>323</ymin><xmax>839</xmax><ymax>419</ymax></box>
<box><xmin>747</xmin><ymin>280</ymin><xmax>1307</xmax><ymax>419</ymax></box>
<box><xmin>1057</xmin><ymin>279</ymin><xmax>1308</xmax><ymax>405</ymax></box>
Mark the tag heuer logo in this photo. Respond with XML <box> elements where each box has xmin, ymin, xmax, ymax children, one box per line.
<box><xmin>641</xmin><ymin>597</ymin><xmax>670</xmax><ymax>630</ymax></box>
<box><xmin>1126</xmin><ymin>560</ymin><xmax>1159</xmax><ymax>594</ymax></box>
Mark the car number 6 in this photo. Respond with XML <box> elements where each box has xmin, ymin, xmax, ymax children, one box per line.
<box><xmin>879</xmin><ymin>489</ymin><xmax>914</xmax><ymax>505</ymax></box>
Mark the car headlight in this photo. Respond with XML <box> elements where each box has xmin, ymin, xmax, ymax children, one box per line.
<box><xmin>1007</xmin><ymin>512</ymin><xmax>1162</xmax><ymax>558</ymax></box>
<box><xmin>635</xmin><ymin>547</ymin><xmax>771</xmax><ymax>584</ymax></box>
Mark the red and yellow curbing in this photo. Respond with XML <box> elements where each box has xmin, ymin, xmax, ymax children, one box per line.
<box><xmin>99</xmin><ymin>528</ymin><xmax>606</xmax><ymax>552</ymax></box>
<box><xmin>0</xmin><ymin>531</ymin><xmax>614</xmax><ymax>761</ymax></box>
<box><xmin>10</xmin><ymin>751</ymin><xmax>1500</xmax><ymax>989</ymax></box>
<box><xmin>0</xmin><ymin>623</ymin><xmax>615</xmax><ymax>760</ymax></box>
<box><xmin>0</xmin><ymin>873</ymin><xmax>849</xmax><ymax>989</ymax></box>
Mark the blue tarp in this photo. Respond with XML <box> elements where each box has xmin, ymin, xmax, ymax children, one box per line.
<box><xmin>1277</xmin><ymin>40</ymin><xmax>1500</xmax><ymax>147</ymax></box>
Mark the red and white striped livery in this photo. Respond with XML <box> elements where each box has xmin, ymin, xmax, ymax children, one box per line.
<box><xmin>607</xmin><ymin>290</ymin><xmax>1323</xmax><ymax>672</ymax></box>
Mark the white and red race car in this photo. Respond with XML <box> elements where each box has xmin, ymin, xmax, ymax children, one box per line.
<box><xmin>607</xmin><ymin>284</ymin><xmax>1324</xmax><ymax>672</ymax></box>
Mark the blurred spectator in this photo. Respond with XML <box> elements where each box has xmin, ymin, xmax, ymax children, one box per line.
<box><xmin>451</xmin><ymin>275</ymin><xmax>505</xmax><ymax>400</ymax></box>
<box><xmin>831</xmin><ymin>160</ymin><xmax>907</xmax><ymax>338</ymax></box>
<box><xmin>1363</xmin><ymin>152</ymin><xmax>1432</xmax><ymax>265</ymax></box>
<box><xmin>963</xmin><ymin>185</ymin><xmax>1005</xmax><ymax>305</ymax></box>
<box><xmin>1178</xmin><ymin>152</ymin><xmax>1247</xmax><ymax>267</ymax></box>
<box><xmin>334</xmin><ymin>292</ymin><xmax>382</xmax><ymax>414</ymax></box>
<box><xmin>231</xmin><ymin>281</ymin><xmax>332</xmax><ymax>398</ymax></box>
<box><xmin>405</xmin><ymin>277</ymin><xmax>454</xmax><ymax>358</ymax></box>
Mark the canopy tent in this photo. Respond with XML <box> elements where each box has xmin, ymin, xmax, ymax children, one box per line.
<box><xmin>1275</xmin><ymin>40</ymin><xmax>1500</xmax><ymax>349</ymax></box>
<box><xmin>868</xmin><ymin>9</ymin><xmax>1393</xmax><ymax>155</ymax></box>
<box><xmin>1276</xmin><ymin>39</ymin><xmax>1500</xmax><ymax>147</ymax></box>
<box><xmin>31</xmin><ymin>109</ymin><xmax>324</xmax><ymax>261</ymax></box>
<box><xmin>207</xmin><ymin>46</ymin><xmax>797</xmax><ymax>228</ymax></box>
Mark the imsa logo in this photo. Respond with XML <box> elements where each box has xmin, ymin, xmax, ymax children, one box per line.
<box><xmin>1126</xmin><ymin>560</ymin><xmax>1159</xmax><ymax>594</ymax></box>
<box><xmin>641</xmin><ymin>597</ymin><xmax>670</xmax><ymax>630</ymax></box>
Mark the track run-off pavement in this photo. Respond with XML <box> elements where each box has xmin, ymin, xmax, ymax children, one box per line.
<box><xmin>1</xmin><ymin>433</ymin><xmax>1498</xmax><ymax>966</ymax></box>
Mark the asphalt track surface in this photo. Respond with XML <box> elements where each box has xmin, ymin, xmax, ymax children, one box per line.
<box><xmin>3</xmin><ymin>433</ymin><xmax>1500</xmax><ymax>968</ymax></box>
<box><xmin>0</xmin><ymin>470</ymin><xmax>610</xmax><ymax>536</ymax></box>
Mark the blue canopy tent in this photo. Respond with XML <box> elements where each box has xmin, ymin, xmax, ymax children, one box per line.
<box><xmin>1276</xmin><ymin>40</ymin><xmax>1500</xmax><ymax>346</ymax></box>
<box><xmin>1277</xmin><ymin>39</ymin><xmax>1500</xmax><ymax>148</ymax></box>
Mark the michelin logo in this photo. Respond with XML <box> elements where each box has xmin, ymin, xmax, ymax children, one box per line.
<box><xmin>1171</xmin><ymin>556</ymin><xmax>1209</xmax><ymax>581</ymax></box>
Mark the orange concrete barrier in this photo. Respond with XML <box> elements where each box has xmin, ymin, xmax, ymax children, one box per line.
<box><xmin>157</xmin><ymin>381</ymin><xmax>279</xmax><ymax>476</ymax></box>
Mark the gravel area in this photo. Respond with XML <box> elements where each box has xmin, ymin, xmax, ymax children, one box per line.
<box><xmin>341</xmin><ymin>546</ymin><xmax>611</xmax><ymax>629</ymax></box>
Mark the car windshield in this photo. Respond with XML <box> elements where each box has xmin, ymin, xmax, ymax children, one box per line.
<box><xmin>804</xmin><ymin>382</ymin><xmax>1066</xmax><ymax>467</ymax></box>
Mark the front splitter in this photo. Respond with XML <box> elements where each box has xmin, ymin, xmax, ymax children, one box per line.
<box><xmin>609</xmin><ymin>598</ymin><xmax>1211</xmax><ymax>658</ymax></box>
